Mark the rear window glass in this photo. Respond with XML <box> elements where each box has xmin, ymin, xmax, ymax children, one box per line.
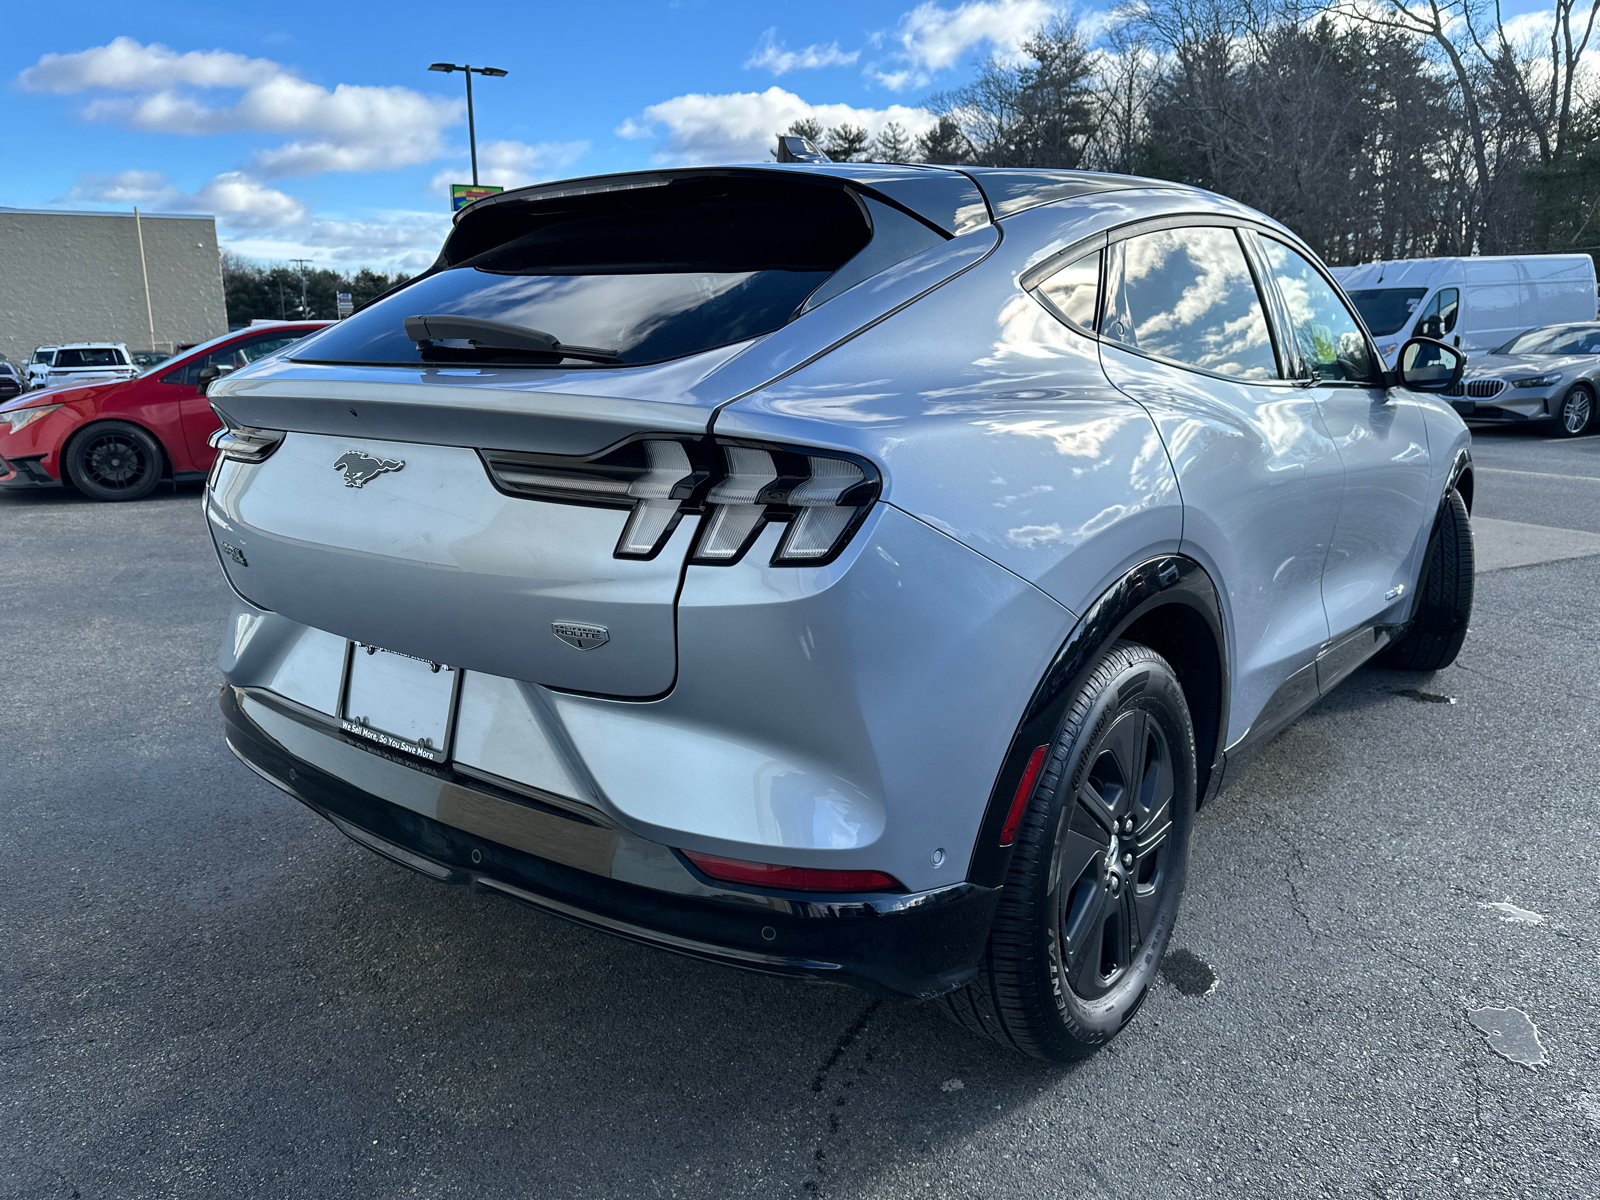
<box><xmin>297</xmin><ymin>176</ymin><xmax>874</xmax><ymax>369</ymax></box>
<box><xmin>55</xmin><ymin>348</ymin><xmax>125</xmax><ymax>368</ymax></box>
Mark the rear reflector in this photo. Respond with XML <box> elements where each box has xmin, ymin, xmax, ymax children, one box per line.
<box><xmin>681</xmin><ymin>850</ymin><xmax>903</xmax><ymax>893</ymax></box>
<box><xmin>999</xmin><ymin>745</ymin><xmax>1050</xmax><ymax>847</ymax></box>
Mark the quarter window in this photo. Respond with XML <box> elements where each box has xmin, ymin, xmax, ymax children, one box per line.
<box><xmin>1103</xmin><ymin>227</ymin><xmax>1278</xmax><ymax>381</ymax></box>
<box><xmin>1034</xmin><ymin>250</ymin><xmax>1101</xmax><ymax>333</ymax></box>
<box><xmin>1258</xmin><ymin>237</ymin><xmax>1374</xmax><ymax>383</ymax></box>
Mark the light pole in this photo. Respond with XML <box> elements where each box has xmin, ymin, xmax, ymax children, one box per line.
<box><xmin>288</xmin><ymin>258</ymin><xmax>312</xmax><ymax>318</ymax></box>
<box><xmin>428</xmin><ymin>62</ymin><xmax>509</xmax><ymax>186</ymax></box>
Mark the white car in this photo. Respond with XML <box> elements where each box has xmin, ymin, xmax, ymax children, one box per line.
<box><xmin>26</xmin><ymin>343</ymin><xmax>138</xmax><ymax>391</ymax></box>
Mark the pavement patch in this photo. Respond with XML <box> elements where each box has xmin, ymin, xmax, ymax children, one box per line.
<box><xmin>1160</xmin><ymin>948</ymin><xmax>1218</xmax><ymax>996</ymax></box>
<box><xmin>1471</xmin><ymin>516</ymin><xmax>1600</xmax><ymax>572</ymax></box>
<box><xmin>1468</xmin><ymin>1007</ymin><xmax>1547</xmax><ymax>1068</ymax></box>
<box><xmin>1393</xmin><ymin>688</ymin><xmax>1456</xmax><ymax>704</ymax></box>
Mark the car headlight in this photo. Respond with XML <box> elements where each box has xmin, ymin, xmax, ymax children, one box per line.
<box><xmin>1511</xmin><ymin>373</ymin><xmax>1563</xmax><ymax>388</ymax></box>
<box><xmin>0</xmin><ymin>404</ymin><xmax>62</xmax><ymax>434</ymax></box>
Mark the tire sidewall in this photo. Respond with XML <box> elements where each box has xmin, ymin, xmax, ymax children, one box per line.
<box><xmin>65</xmin><ymin>421</ymin><xmax>164</xmax><ymax>501</ymax></box>
<box><xmin>1025</xmin><ymin>647</ymin><xmax>1198</xmax><ymax>1054</ymax></box>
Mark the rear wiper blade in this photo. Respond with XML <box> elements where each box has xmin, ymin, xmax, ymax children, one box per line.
<box><xmin>403</xmin><ymin>315</ymin><xmax>621</xmax><ymax>363</ymax></box>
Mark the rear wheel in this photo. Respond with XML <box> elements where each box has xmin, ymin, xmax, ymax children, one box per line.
<box><xmin>1376</xmin><ymin>488</ymin><xmax>1473</xmax><ymax>671</ymax></box>
<box><xmin>1553</xmin><ymin>384</ymin><xmax>1594</xmax><ymax>437</ymax></box>
<box><xmin>64</xmin><ymin>421</ymin><xmax>164</xmax><ymax>502</ymax></box>
<box><xmin>943</xmin><ymin>641</ymin><xmax>1197</xmax><ymax>1061</ymax></box>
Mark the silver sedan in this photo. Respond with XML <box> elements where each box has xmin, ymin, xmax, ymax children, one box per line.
<box><xmin>1451</xmin><ymin>322</ymin><xmax>1600</xmax><ymax>436</ymax></box>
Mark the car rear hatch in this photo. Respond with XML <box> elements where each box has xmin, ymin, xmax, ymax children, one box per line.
<box><xmin>206</xmin><ymin>166</ymin><xmax>990</xmax><ymax>699</ymax></box>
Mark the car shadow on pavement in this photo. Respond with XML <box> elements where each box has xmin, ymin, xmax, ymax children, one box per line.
<box><xmin>0</xmin><ymin>479</ymin><xmax>205</xmax><ymax>508</ymax></box>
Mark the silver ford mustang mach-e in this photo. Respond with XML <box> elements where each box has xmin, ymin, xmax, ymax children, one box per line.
<box><xmin>206</xmin><ymin>163</ymin><xmax>1475</xmax><ymax>1061</ymax></box>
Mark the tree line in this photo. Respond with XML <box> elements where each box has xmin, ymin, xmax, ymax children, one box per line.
<box><xmin>222</xmin><ymin>254</ymin><xmax>412</xmax><ymax>326</ymax></box>
<box><xmin>788</xmin><ymin>0</ymin><xmax>1600</xmax><ymax>266</ymax></box>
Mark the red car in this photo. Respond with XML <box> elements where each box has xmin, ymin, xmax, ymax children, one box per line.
<box><xmin>0</xmin><ymin>322</ymin><xmax>328</xmax><ymax>501</ymax></box>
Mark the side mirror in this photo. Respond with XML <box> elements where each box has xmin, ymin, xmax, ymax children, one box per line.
<box><xmin>1396</xmin><ymin>337</ymin><xmax>1464</xmax><ymax>392</ymax></box>
<box><xmin>196</xmin><ymin>364</ymin><xmax>234</xmax><ymax>392</ymax></box>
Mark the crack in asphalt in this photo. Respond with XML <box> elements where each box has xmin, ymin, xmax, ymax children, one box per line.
<box><xmin>802</xmin><ymin>1000</ymin><xmax>880</xmax><ymax>1195</ymax></box>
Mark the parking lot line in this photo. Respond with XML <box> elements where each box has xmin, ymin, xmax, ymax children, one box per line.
<box><xmin>1475</xmin><ymin>466</ymin><xmax>1600</xmax><ymax>483</ymax></box>
<box><xmin>1471</xmin><ymin>516</ymin><xmax>1600</xmax><ymax>572</ymax></box>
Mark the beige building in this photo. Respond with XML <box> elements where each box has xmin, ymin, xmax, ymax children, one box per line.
<box><xmin>0</xmin><ymin>207</ymin><xmax>228</xmax><ymax>368</ymax></box>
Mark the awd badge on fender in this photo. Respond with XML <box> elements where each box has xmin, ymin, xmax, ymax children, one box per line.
<box><xmin>552</xmin><ymin>621</ymin><xmax>609</xmax><ymax>650</ymax></box>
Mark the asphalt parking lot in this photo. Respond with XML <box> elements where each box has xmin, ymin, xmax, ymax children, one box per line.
<box><xmin>2</xmin><ymin>425</ymin><xmax>1597</xmax><ymax>1200</ymax></box>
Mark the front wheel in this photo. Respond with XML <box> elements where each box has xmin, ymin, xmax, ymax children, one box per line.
<box><xmin>943</xmin><ymin>641</ymin><xmax>1197</xmax><ymax>1061</ymax></box>
<box><xmin>1553</xmin><ymin>384</ymin><xmax>1594</xmax><ymax>437</ymax></box>
<box><xmin>1376</xmin><ymin>488</ymin><xmax>1473</xmax><ymax>671</ymax></box>
<box><xmin>64</xmin><ymin>421</ymin><xmax>164</xmax><ymax>502</ymax></box>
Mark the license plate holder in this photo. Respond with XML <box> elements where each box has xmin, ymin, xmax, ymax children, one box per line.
<box><xmin>338</xmin><ymin>642</ymin><xmax>461</xmax><ymax>763</ymax></box>
<box><xmin>1450</xmin><ymin>398</ymin><xmax>1476</xmax><ymax>415</ymax></box>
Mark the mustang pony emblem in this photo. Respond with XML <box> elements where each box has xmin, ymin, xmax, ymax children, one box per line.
<box><xmin>333</xmin><ymin>451</ymin><xmax>405</xmax><ymax>488</ymax></box>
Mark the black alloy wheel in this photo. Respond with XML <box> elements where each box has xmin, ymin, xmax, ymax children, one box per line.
<box><xmin>1554</xmin><ymin>384</ymin><xmax>1594</xmax><ymax>437</ymax></box>
<box><xmin>943</xmin><ymin>641</ymin><xmax>1197</xmax><ymax>1061</ymax></box>
<box><xmin>65</xmin><ymin>421</ymin><xmax>164</xmax><ymax>502</ymax></box>
<box><xmin>1056</xmin><ymin>702</ymin><xmax>1177</xmax><ymax>1002</ymax></box>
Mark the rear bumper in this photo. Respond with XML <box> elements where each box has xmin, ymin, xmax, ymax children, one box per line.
<box><xmin>221</xmin><ymin>685</ymin><xmax>1000</xmax><ymax>1000</ymax></box>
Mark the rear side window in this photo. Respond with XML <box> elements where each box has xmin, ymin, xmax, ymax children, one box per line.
<box><xmin>1034</xmin><ymin>250</ymin><xmax>1101</xmax><ymax>333</ymax></box>
<box><xmin>1103</xmin><ymin>227</ymin><xmax>1278</xmax><ymax>381</ymax></box>
<box><xmin>297</xmin><ymin>176</ymin><xmax>876</xmax><ymax>369</ymax></box>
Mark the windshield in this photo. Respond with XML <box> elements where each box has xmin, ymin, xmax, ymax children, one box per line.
<box><xmin>1492</xmin><ymin>325</ymin><xmax>1600</xmax><ymax>355</ymax></box>
<box><xmin>1346</xmin><ymin>287</ymin><xmax>1429</xmax><ymax>336</ymax></box>
<box><xmin>55</xmin><ymin>348</ymin><xmax>126</xmax><ymax>368</ymax></box>
<box><xmin>297</xmin><ymin>175</ymin><xmax>872</xmax><ymax>369</ymax></box>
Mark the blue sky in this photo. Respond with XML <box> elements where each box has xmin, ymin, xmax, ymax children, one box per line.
<box><xmin>3</xmin><ymin>0</ymin><xmax>1554</xmax><ymax>272</ymax></box>
<box><xmin>4</xmin><ymin>0</ymin><xmax>1064</xmax><ymax>271</ymax></box>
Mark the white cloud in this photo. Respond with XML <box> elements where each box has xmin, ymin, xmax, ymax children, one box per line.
<box><xmin>427</xmin><ymin>139</ymin><xmax>590</xmax><ymax>194</ymax></box>
<box><xmin>63</xmin><ymin>168</ymin><xmax>306</xmax><ymax>228</ymax></box>
<box><xmin>61</xmin><ymin>168</ymin><xmax>441</xmax><ymax>270</ymax></box>
<box><xmin>745</xmin><ymin>30</ymin><xmax>861</xmax><ymax>74</ymax></box>
<box><xmin>18</xmin><ymin>37</ymin><xmax>461</xmax><ymax>176</ymax></box>
<box><xmin>63</xmin><ymin>168</ymin><xmax>179</xmax><ymax>206</ymax></box>
<box><xmin>193</xmin><ymin>172</ymin><xmax>308</xmax><ymax>228</ymax></box>
<box><xmin>873</xmin><ymin>0</ymin><xmax>1056</xmax><ymax>90</ymax></box>
<box><xmin>618</xmin><ymin>86</ymin><xmax>938</xmax><ymax>165</ymax></box>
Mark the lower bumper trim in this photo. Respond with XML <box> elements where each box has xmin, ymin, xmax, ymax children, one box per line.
<box><xmin>221</xmin><ymin>686</ymin><xmax>999</xmax><ymax>1000</ymax></box>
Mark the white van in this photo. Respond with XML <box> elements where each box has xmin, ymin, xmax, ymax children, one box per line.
<box><xmin>1330</xmin><ymin>255</ymin><xmax>1597</xmax><ymax>367</ymax></box>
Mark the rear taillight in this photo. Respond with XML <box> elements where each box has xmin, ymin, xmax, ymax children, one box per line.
<box><xmin>680</xmin><ymin>850</ymin><xmax>903</xmax><ymax>893</ymax></box>
<box><xmin>208</xmin><ymin>414</ymin><xmax>285</xmax><ymax>464</ymax></box>
<box><xmin>482</xmin><ymin>436</ymin><xmax>880</xmax><ymax>567</ymax></box>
